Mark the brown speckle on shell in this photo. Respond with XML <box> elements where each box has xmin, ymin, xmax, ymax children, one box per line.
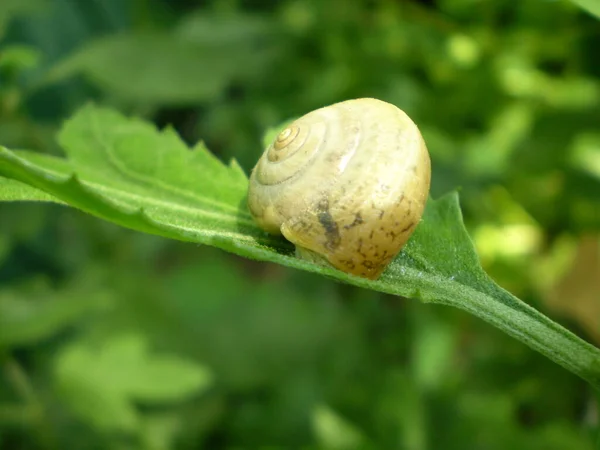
<box><xmin>316</xmin><ymin>199</ymin><xmax>341</xmax><ymax>251</ymax></box>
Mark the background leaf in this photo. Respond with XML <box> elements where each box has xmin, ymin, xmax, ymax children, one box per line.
<box><xmin>312</xmin><ymin>404</ymin><xmax>367</xmax><ymax>449</ymax></box>
<box><xmin>0</xmin><ymin>278</ymin><xmax>110</xmax><ymax>347</ymax></box>
<box><xmin>45</xmin><ymin>19</ymin><xmax>281</xmax><ymax>105</ymax></box>
<box><xmin>54</xmin><ymin>333</ymin><xmax>213</xmax><ymax>432</ymax></box>
<box><xmin>568</xmin><ymin>0</ymin><xmax>600</xmax><ymax>18</ymax></box>
<box><xmin>0</xmin><ymin>0</ymin><xmax>44</xmax><ymax>39</ymax></box>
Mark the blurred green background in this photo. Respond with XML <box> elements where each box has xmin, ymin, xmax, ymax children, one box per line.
<box><xmin>1</xmin><ymin>0</ymin><xmax>599</xmax><ymax>448</ymax></box>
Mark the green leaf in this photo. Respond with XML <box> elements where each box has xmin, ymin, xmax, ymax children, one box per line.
<box><xmin>0</xmin><ymin>45</ymin><xmax>41</xmax><ymax>72</ymax></box>
<box><xmin>0</xmin><ymin>177</ymin><xmax>60</xmax><ymax>202</ymax></box>
<box><xmin>56</xmin><ymin>379</ymin><xmax>139</xmax><ymax>433</ymax></box>
<box><xmin>44</xmin><ymin>20</ymin><xmax>280</xmax><ymax>105</ymax></box>
<box><xmin>312</xmin><ymin>404</ymin><xmax>366</xmax><ymax>450</ymax></box>
<box><xmin>0</xmin><ymin>0</ymin><xmax>44</xmax><ymax>39</ymax></box>
<box><xmin>0</xmin><ymin>280</ymin><xmax>110</xmax><ymax>348</ymax></box>
<box><xmin>568</xmin><ymin>0</ymin><xmax>600</xmax><ymax>18</ymax></box>
<box><xmin>139</xmin><ymin>413</ymin><xmax>182</xmax><ymax>450</ymax></box>
<box><xmin>0</xmin><ymin>105</ymin><xmax>599</xmax><ymax>390</ymax></box>
<box><xmin>412</xmin><ymin>312</ymin><xmax>456</xmax><ymax>391</ymax></box>
<box><xmin>176</xmin><ymin>11</ymin><xmax>279</xmax><ymax>48</ymax></box>
<box><xmin>44</xmin><ymin>33</ymin><xmax>229</xmax><ymax>104</ymax></box>
<box><xmin>54</xmin><ymin>333</ymin><xmax>213</xmax><ymax>433</ymax></box>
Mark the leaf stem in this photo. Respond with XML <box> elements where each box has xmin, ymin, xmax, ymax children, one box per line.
<box><xmin>430</xmin><ymin>277</ymin><xmax>600</xmax><ymax>390</ymax></box>
<box><xmin>4</xmin><ymin>356</ymin><xmax>39</xmax><ymax>406</ymax></box>
<box><xmin>2</xmin><ymin>354</ymin><xmax>58</xmax><ymax>449</ymax></box>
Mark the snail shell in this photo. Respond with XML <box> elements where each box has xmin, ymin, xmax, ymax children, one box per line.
<box><xmin>247</xmin><ymin>98</ymin><xmax>431</xmax><ymax>280</ymax></box>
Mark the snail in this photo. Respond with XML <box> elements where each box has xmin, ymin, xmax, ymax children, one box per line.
<box><xmin>247</xmin><ymin>98</ymin><xmax>431</xmax><ymax>280</ymax></box>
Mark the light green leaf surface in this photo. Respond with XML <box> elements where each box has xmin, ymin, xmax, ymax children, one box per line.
<box><xmin>1</xmin><ymin>105</ymin><xmax>599</xmax><ymax>389</ymax></box>
<box><xmin>312</xmin><ymin>404</ymin><xmax>366</xmax><ymax>449</ymax></box>
<box><xmin>0</xmin><ymin>177</ymin><xmax>60</xmax><ymax>202</ymax></box>
<box><xmin>568</xmin><ymin>0</ymin><xmax>600</xmax><ymax>18</ymax></box>
<box><xmin>54</xmin><ymin>333</ymin><xmax>213</xmax><ymax>433</ymax></box>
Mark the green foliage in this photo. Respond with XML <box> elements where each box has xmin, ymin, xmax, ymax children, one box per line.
<box><xmin>55</xmin><ymin>333</ymin><xmax>213</xmax><ymax>432</ymax></box>
<box><xmin>0</xmin><ymin>0</ymin><xmax>43</xmax><ymax>39</ymax></box>
<box><xmin>0</xmin><ymin>0</ymin><xmax>599</xmax><ymax>449</ymax></box>
<box><xmin>43</xmin><ymin>13</ymin><xmax>280</xmax><ymax>105</ymax></box>
<box><xmin>0</xmin><ymin>105</ymin><xmax>250</xmax><ymax>241</ymax></box>
<box><xmin>0</xmin><ymin>178</ymin><xmax>56</xmax><ymax>202</ymax></box>
<box><xmin>2</xmin><ymin>105</ymin><xmax>598</xmax><ymax>389</ymax></box>
<box><xmin>0</xmin><ymin>277</ymin><xmax>108</xmax><ymax>346</ymax></box>
<box><xmin>568</xmin><ymin>0</ymin><xmax>600</xmax><ymax>18</ymax></box>
<box><xmin>312</xmin><ymin>404</ymin><xmax>367</xmax><ymax>449</ymax></box>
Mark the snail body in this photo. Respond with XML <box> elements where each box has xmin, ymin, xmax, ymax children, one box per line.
<box><xmin>248</xmin><ymin>98</ymin><xmax>431</xmax><ymax>280</ymax></box>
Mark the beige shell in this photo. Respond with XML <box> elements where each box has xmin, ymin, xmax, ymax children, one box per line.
<box><xmin>247</xmin><ymin>98</ymin><xmax>431</xmax><ymax>280</ymax></box>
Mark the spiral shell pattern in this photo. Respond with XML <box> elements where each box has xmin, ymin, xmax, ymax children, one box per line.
<box><xmin>248</xmin><ymin>98</ymin><xmax>431</xmax><ymax>279</ymax></box>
